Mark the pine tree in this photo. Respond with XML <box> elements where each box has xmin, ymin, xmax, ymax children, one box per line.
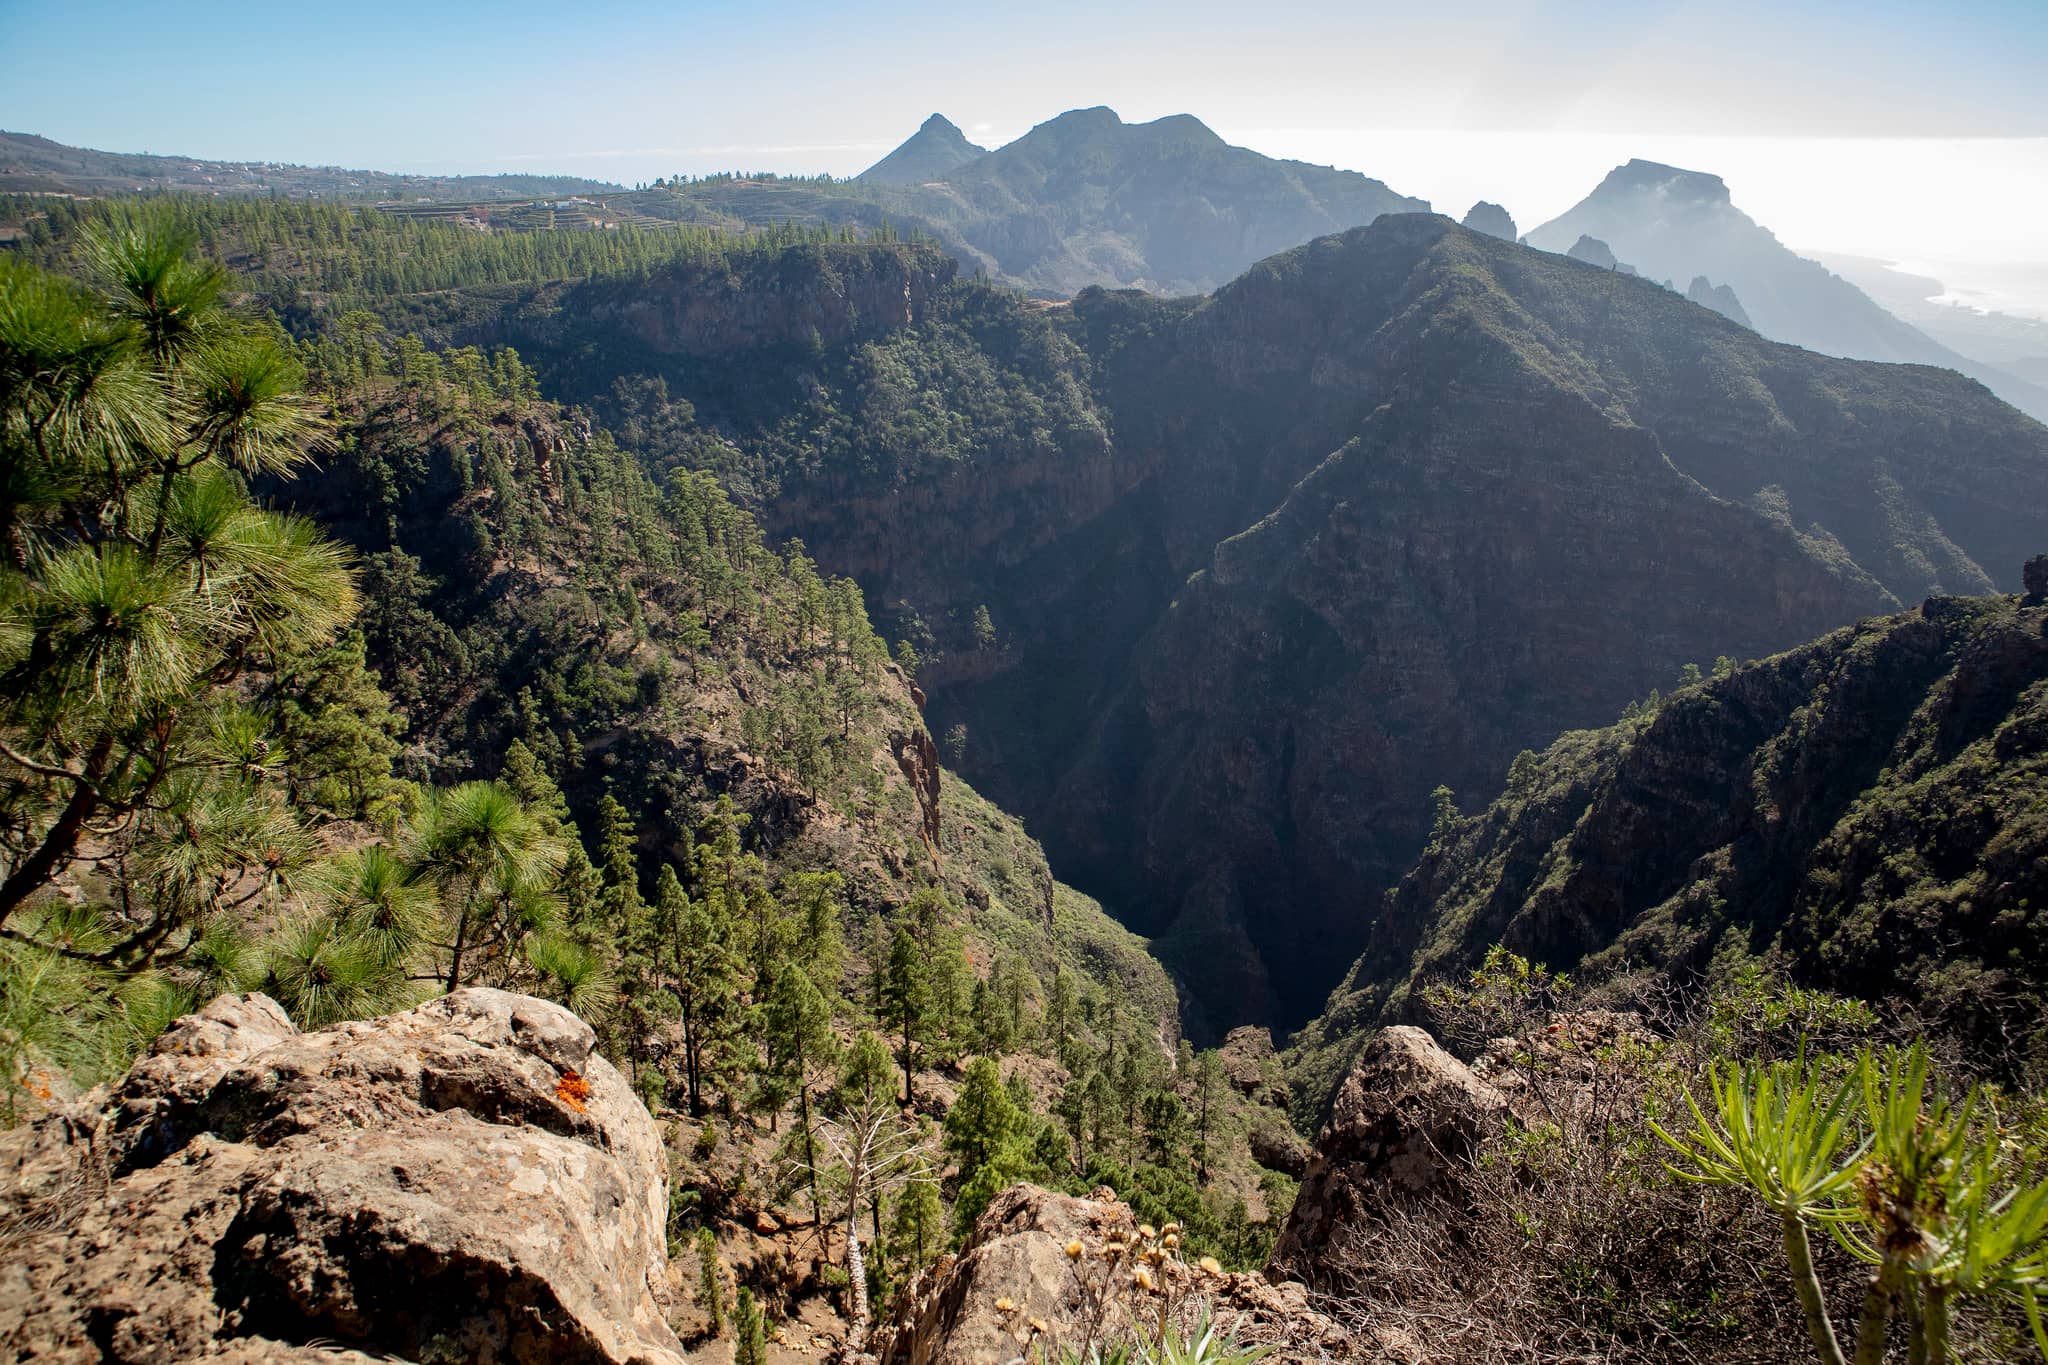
<box><xmin>409</xmin><ymin>781</ymin><xmax>568</xmax><ymax>991</ymax></box>
<box><xmin>882</xmin><ymin>926</ymin><xmax>929</xmax><ymax>1107</ymax></box>
<box><xmin>734</xmin><ymin>1286</ymin><xmax>765</xmax><ymax>1365</ymax></box>
<box><xmin>499</xmin><ymin>739</ymin><xmax>574</xmax><ymax>838</ymax></box>
<box><xmin>696</xmin><ymin>1223</ymin><xmax>724</xmax><ymax>1334</ymax></box>
<box><xmin>970</xmin><ymin>976</ymin><xmax>1013</xmax><ymax>1056</ymax></box>
<box><xmin>595</xmin><ymin>793</ymin><xmax>645</xmax><ymax>933</ymax></box>
<box><xmin>267</xmin><ymin>628</ymin><xmax>404</xmax><ymax>820</ymax></box>
<box><xmin>658</xmin><ymin>862</ymin><xmax>739</xmax><ymax>1115</ymax></box>
<box><xmin>0</xmin><ymin>214</ymin><xmax>357</xmax><ymax>929</ymax></box>
<box><xmin>765</xmin><ymin>959</ymin><xmax>834</xmax><ymax>1223</ymax></box>
<box><xmin>831</xmin><ymin>1030</ymin><xmax>898</xmax><ymax>1114</ymax></box>
<box><xmin>946</xmin><ymin>1056</ymin><xmax>1022</xmax><ymax>1177</ymax></box>
<box><xmin>1046</xmin><ymin>969</ymin><xmax>1079</xmax><ymax>1070</ymax></box>
<box><xmin>945</xmin><ymin>1056</ymin><xmax>1028</xmax><ymax>1235</ymax></box>
<box><xmin>1141</xmin><ymin>1088</ymin><xmax>1190</xmax><ymax>1167</ymax></box>
<box><xmin>783</xmin><ymin>870</ymin><xmax>844</xmax><ymax>996</ymax></box>
<box><xmin>887</xmin><ymin>1169</ymin><xmax>946</xmax><ymax>1277</ymax></box>
<box><xmin>1193</xmin><ymin>1049</ymin><xmax>1227</xmax><ymax>1185</ymax></box>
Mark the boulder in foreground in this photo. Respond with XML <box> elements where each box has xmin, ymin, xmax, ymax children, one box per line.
<box><xmin>0</xmin><ymin>988</ymin><xmax>685</xmax><ymax>1365</ymax></box>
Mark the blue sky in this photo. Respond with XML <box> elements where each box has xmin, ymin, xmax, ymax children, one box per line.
<box><xmin>5</xmin><ymin>1</ymin><xmax>2046</xmax><ymax>284</ymax></box>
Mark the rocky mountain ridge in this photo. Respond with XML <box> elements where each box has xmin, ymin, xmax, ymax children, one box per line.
<box><xmin>1290</xmin><ymin>586</ymin><xmax>2048</xmax><ymax>1113</ymax></box>
<box><xmin>1527</xmin><ymin>158</ymin><xmax>2048</xmax><ymax>421</ymax></box>
<box><xmin>430</xmin><ymin>211</ymin><xmax>2048</xmax><ymax>1035</ymax></box>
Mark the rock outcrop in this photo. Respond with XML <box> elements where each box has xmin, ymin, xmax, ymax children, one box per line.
<box><xmin>874</xmin><ymin>1183</ymin><xmax>1351</xmax><ymax>1365</ymax></box>
<box><xmin>1269</xmin><ymin>1026</ymin><xmax>1506</xmax><ymax>1285</ymax></box>
<box><xmin>1686</xmin><ymin>274</ymin><xmax>1755</xmax><ymax>329</ymax></box>
<box><xmin>1527</xmin><ymin>159</ymin><xmax>2048</xmax><ymax>420</ymax></box>
<box><xmin>1565</xmin><ymin>233</ymin><xmax>1638</xmax><ymax>275</ymax></box>
<box><xmin>1217</xmin><ymin>1025</ymin><xmax>1291</xmax><ymax>1110</ymax></box>
<box><xmin>1460</xmin><ymin>200</ymin><xmax>1517</xmax><ymax>241</ymax></box>
<box><xmin>0</xmin><ymin>989</ymin><xmax>685</xmax><ymax>1365</ymax></box>
<box><xmin>576</xmin><ymin>242</ymin><xmax>956</xmax><ymax>358</ymax></box>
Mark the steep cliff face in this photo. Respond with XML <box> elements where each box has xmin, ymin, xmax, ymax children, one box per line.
<box><xmin>570</xmin><ymin>241</ymin><xmax>957</xmax><ymax>358</ymax></box>
<box><xmin>932</xmin><ymin>217</ymin><xmax>2047</xmax><ymax>1030</ymax></box>
<box><xmin>1290</xmin><ymin>591</ymin><xmax>2048</xmax><ymax>1109</ymax></box>
<box><xmin>269</xmin><ymin>384</ymin><xmax>1178</xmax><ymax>1042</ymax></box>
<box><xmin>1461</xmin><ymin>201</ymin><xmax>1517</xmax><ymax>241</ymax></box>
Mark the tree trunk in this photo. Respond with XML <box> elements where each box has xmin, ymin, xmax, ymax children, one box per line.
<box><xmin>1920</xmin><ymin>1284</ymin><xmax>1950</xmax><ymax>1365</ymax></box>
<box><xmin>1852</xmin><ymin>1251</ymin><xmax>1908</xmax><ymax>1365</ymax></box>
<box><xmin>1784</xmin><ymin>1211</ymin><xmax>1848</xmax><ymax>1365</ymax></box>
<box><xmin>445</xmin><ymin>897</ymin><xmax>471</xmax><ymax>992</ymax></box>
<box><xmin>844</xmin><ymin>1174</ymin><xmax>871</xmax><ymax>1352</ymax></box>
<box><xmin>0</xmin><ymin>733</ymin><xmax>113</xmax><ymax>925</ymax></box>
<box><xmin>901</xmin><ymin>1014</ymin><xmax>914</xmax><ymax>1109</ymax></box>
<box><xmin>798</xmin><ymin>1079</ymin><xmax>822</xmax><ymax>1247</ymax></box>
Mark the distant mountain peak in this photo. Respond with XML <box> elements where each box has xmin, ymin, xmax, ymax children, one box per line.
<box><xmin>1527</xmin><ymin>158</ymin><xmax>2048</xmax><ymax>421</ymax></box>
<box><xmin>1598</xmin><ymin>159</ymin><xmax>1732</xmax><ymax>204</ymax></box>
<box><xmin>1566</xmin><ymin>234</ymin><xmax>1638</xmax><ymax>275</ymax></box>
<box><xmin>858</xmin><ymin>113</ymin><xmax>989</xmax><ymax>185</ymax></box>
<box><xmin>1146</xmin><ymin>112</ymin><xmax>1227</xmax><ymax>146</ymax></box>
<box><xmin>1042</xmin><ymin>105</ymin><xmax>1122</xmax><ymax>130</ymax></box>
<box><xmin>1687</xmin><ymin>275</ymin><xmax>1755</xmax><ymax>330</ymax></box>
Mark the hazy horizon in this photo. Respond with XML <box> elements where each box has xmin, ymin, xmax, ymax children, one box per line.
<box><xmin>6</xmin><ymin>0</ymin><xmax>2045</xmax><ymax>311</ymax></box>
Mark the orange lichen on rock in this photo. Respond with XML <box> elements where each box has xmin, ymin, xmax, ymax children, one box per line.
<box><xmin>555</xmin><ymin>1069</ymin><xmax>592</xmax><ymax>1112</ymax></box>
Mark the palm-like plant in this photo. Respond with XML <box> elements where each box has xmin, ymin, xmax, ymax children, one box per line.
<box><xmin>525</xmin><ymin>933</ymin><xmax>616</xmax><ymax>1021</ymax></box>
<box><xmin>1653</xmin><ymin>1046</ymin><xmax>2048</xmax><ymax>1364</ymax></box>
<box><xmin>318</xmin><ymin>845</ymin><xmax>435</xmax><ymax>971</ymax></box>
<box><xmin>1651</xmin><ymin>1053</ymin><xmax>1868</xmax><ymax>1365</ymax></box>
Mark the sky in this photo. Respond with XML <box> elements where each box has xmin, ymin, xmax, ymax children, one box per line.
<box><xmin>5</xmin><ymin>0</ymin><xmax>2046</xmax><ymax>305</ymax></box>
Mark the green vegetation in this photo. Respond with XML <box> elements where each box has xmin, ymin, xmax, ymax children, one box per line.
<box><xmin>0</xmin><ymin>217</ymin><xmax>1293</xmax><ymax>1353</ymax></box>
<box><xmin>1654</xmin><ymin>1046</ymin><xmax>2048</xmax><ymax>1363</ymax></box>
<box><xmin>1328</xmin><ymin>948</ymin><xmax>2048</xmax><ymax>1364</ymax></box>
<box><xmin>1292</xmin><ymin>594</ymin><xmax>2048</xmax><ymax>1122</ymax></box>
<box><xmin>6</xmin><ymin>195</ymin><xmax>889</xmax><ymax>311</ymax></box>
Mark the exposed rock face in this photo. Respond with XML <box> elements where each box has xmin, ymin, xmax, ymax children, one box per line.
<box><xmin>874</xmin><ymin>1183</ymin><xmax>1351</xmax><ymax>1365</ymax></box>
<box><xmin>1460</xmin><ymin>200</ymin><xmax>1517</xmax><ymax>241</ymax></box>
<box><xmin>524</xmin><ymin>212</ymin><xmax>2048</xmax><ymax>1039</ymax></box>
<box><xmin>896</xmin><ymin>216</ymin><xmax>2048</xmax><ymax>1032</ymax></box>
<box><xmin>1686</xmin><ymin>274</ymin><xmax>1754</xmax><ymax>328</ymax></box>
<box><xmin>0</xmin><ymin>989</ymin><xmax>686</xmax><ymax>1365</ymax></box>
<box><xmin>1218</xmin><ymin>1026</ymin><xmax>1291</xmax><ymax>1110</ymax></box>
<box><xmin>893</xmin><ymin>726</ymin><xmax>945</xmax><ymax>862</ymax></box>
<box><xmin>1565</xmin><ymin>233</ymin><xmax>1638</xmax><ymax>274</ymax></box>
<box><xmin>1269</xmin><ymin>1026</ymin><xmax>1505</xmax><ymax>1285</ymax></box>
<box><xmin>576</xmin><ymin>242</ymin><xmax>956</xmax><ymax>357</ymax></box>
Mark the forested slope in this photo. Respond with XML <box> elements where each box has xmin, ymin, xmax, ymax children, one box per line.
<box><xmin>1289</xmin><ymin>587</ymin><xmax>2048</xmax><ymax>1117</ymax></box>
